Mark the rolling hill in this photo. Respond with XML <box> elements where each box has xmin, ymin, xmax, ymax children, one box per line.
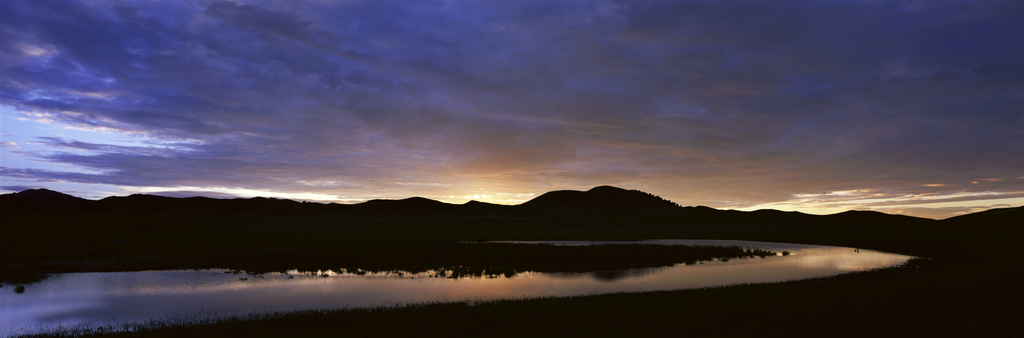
<box><xmin>3</xmin><ymin>186</ymin><xmax>1009</xmax><ymax>228</ymax></box>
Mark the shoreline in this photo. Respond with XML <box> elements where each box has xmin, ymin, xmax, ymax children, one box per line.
<box><xmin>9</xmin><ymin>245</ymin><xmax>1018</xmax><ymax>337</ymax></box>
<box><xmin>2</xmin><ymin>243</ymin><xmax>774</xmax><ymax>285</ymax></box>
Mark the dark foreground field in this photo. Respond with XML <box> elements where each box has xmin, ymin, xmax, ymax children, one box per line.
<box><xmin>3</xmin><ymin>188</ymin><xmax>1022</xmax><ymax>337</ymax></box>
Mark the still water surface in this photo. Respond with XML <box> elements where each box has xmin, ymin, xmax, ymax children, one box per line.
<box><xmin>1</xmin><ymin>240</ymin><xmax>912</xmax><ymax>335</ymax></box>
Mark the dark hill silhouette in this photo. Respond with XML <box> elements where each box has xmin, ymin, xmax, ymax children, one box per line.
<box><xmin>945</xmin><ymin>205</ymin><xmax>1023</xmax><ymax>225</ymax></box>
<box><xmin>820</xmin><ymin>210</ymin><xmax>933</xmax><ymax>225</ymax></box>
<box><xmin>0</xmin><ymin>189</ymin><xmax>91</xmax><ymax>214</ymax></box>
<box><xmin>208</xmin><ymin>197</ymin><xmax>307</xmax><ymax>216</ymax></box>
<box><xmin>98</xmin><ymin>194</ymin><xmax>182</xmax><ymax>212</ymax></box>
<box><xmin>657</xmin><ymin>206</ymin><xmax>817</xmax><ymax>226</ymax></box>
<box><xmin>520</xmin><ymin>186</ymin><xmax>679</xmax><ymax>212</ymax></box>
<box><xmin>460</xmin><ymin>200</ymin><xmax>513</xmax><ymax>214</ymax></box>
<box><xmin>746</xmin><ymin>209</ymin><xmax>809</xmax><ymax>221</ymax></box>
<box><xmin>733</xmin><ymin>209</ymin><xmax>812</xmax><ymax>224</ymax></box>
<box><xmin>2</xmin><ymin>186</ymin><xmax>1012</xmax><ymax>227</ymax></box>
<box><xmin>1</xmin><ymin>188</ymin><xmax>81</xmax><ymax>204</ymax></box>
<box><xmin>353</xmin><ymin>197</ymin><xmax>458</xmax><ymax>215</ymax></box>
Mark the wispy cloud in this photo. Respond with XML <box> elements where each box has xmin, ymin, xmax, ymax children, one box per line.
<box><xmin>0</xmin><ymin>0</ymin><xmax>1020</xmax><ymax>217</ymax></box>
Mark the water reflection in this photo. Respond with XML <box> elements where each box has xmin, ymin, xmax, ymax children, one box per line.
<box><xmin>584</xmin><ymin>267</ymin><xmax>666</xmax><ymax>282</ymax></box>
<box><xmin>0</xmin><ymin>240</ymin><xmax>912</xmax><ymax>336</ymax></box>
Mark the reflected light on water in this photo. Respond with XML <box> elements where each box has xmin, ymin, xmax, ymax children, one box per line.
<box><xmin>0</xmin><ymin>240</ymin><xmax>913</xmax><ymax>336</ymax></box>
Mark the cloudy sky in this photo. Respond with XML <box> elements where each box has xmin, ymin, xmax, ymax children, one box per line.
<box><xmin>1</xmin><ymin>0</ymin><xmax>1021</xmax><ymax>219</ymax></box>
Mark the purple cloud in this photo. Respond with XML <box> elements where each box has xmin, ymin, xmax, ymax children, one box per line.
<box><xmin>0</xmin><ymin>0</ymin><xmax>1021</xmax><ymax>216</ymax></box>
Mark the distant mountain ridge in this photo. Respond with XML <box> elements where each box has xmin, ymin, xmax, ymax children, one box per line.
<box><xmin>2</xmin><ymin>187</ymin><xmax>1017</xmax><ymax>226</ymax></box>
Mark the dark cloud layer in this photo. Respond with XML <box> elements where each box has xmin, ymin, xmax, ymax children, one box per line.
<box><xmin>1</xmin><ymin>0</ymin><xmax>1021</xmax><ymax>215</ymax></box>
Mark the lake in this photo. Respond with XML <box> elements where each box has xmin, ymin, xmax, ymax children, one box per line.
<box><xmin>1</xmin><ymin>240</ymin><xmax>912</xmax><ymax>336</ymax></box>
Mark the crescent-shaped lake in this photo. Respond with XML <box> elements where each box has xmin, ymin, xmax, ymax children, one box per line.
<box><xmin>1</xmin><ymin>240</ymin><xmax>913</xmax><ymax>336</ymax></box>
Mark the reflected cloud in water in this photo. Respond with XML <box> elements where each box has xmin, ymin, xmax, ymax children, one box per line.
<box><xmin>0</xmin><ymin>240</ymin><xmax>912</xmax><ymax>336</ymax></box>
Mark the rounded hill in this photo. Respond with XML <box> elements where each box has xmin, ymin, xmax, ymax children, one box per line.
<box><xmin>520</xmin><ymin>186</ymin><xmax>680</xmax><ymax>212</ymax></box>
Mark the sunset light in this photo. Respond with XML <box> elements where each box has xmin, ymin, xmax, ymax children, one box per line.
<box><xmin>1</xmin><ymin>1</ymin><xmax>1020</xmax><ymax>220</ymax></box>
<box><xmin>1</xmin><ymin>1</ymin><xmax>1020</xmax><ymax>335</ymax></box>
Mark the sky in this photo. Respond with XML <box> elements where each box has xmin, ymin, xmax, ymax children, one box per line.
<box><xmin>1</xmin><ymin>0</ymin><xmax>1022</xmax><ymax>220</ymax></box>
